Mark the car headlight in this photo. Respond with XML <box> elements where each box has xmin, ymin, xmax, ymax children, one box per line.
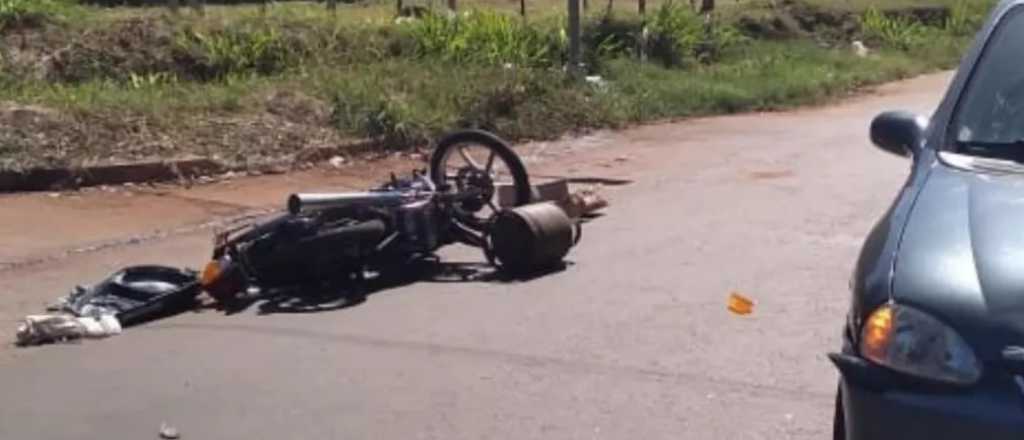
<box><xmin>860</xmin><ymin>304</ymin><xmax>982</xmax><ymax>386</ymax></box>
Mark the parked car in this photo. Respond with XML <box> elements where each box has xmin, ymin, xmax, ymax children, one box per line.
<box><xmin>833</xmin><ymin>1</ymin><xmax>1024</xmax><ymax>439</ymax></box>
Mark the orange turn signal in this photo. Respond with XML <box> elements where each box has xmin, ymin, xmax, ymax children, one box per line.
<box><xmin>861</xmin><ymin>304</ymin><xmax>894</xmax><ymax>362</ymax></box>
<box><xmin>200</xmin><ymin>260</ymin><xmax>222</xmax><ymax>288</ymax></box>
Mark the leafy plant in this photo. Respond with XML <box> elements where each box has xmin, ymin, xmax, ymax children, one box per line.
<box><xmin>128</xmin><ymin>72</ymin><xmax>177</xmax><ymax>89</ymax></box>
<box><xmin>331</xmin><ymin>82</ymin><xmax>429</xmax><ymax>147</ymax></box>
<box><xmin>646</xmin><ymin>1</ymin><xmax>746</xmax><ymax>66</ymax></box>
<box><xmin>945</xmin><ymin>0</ymin><xmax>996</xmax><ymax>36</ymax></box>
<box><xmin>405</xmin><ymin>10</ymin><xmax>563</xmax><ymax>67</ymax></box>
<box><xmin>860</xmin><ymin>8</ymin><xmax>931</xmax><ymax>50</ymax></box>
<box><xmin>361</xmin><ymin>95</ymin><xmax>422</xmax><ymax>145</ymax></box>
<box><xmin>0</xmin><ymin>0</ymin><xmax>65</xmax><ymax>31</ymax></box>
<box><xmin>584</xmin><ymin>17</ymin><xmax>641</xmax><ymax>62</ymax></box>
<box><xmin>175</xmin><ymin>26</ymin><xmax>293</xmax><ymax>80</ymax></box>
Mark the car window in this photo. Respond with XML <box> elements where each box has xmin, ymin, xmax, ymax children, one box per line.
<box><xmin>952</xmin><ymin>7</ymin><xmax>1024</xmax><ymax>155</ymax></box>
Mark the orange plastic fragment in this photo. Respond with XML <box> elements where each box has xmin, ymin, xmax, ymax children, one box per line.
<box><xmin>727</xmin><ymin>292</ymin><xmax>755</xmax><ymax>316</ymax></box>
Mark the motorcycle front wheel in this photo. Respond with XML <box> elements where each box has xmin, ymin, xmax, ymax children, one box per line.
<box><xmin>429</xmin><ymin>129</ymin><xmax>532</xmax><ymax>232</ymax></box>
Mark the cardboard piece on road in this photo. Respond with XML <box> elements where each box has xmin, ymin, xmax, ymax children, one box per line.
<box><xmin>497</xmin><ymin>179</ymin><xmax>608</xmax><ymax>218</ymax></box>
<box><xmin>497</xmin><ymin>178</ymin><xmax>570</xmax><ymax>208</ymax></box>
<box><xmin>562</xmin><ymin>186</ymin><xmax>608</xmax><ymax>219</ymax></box>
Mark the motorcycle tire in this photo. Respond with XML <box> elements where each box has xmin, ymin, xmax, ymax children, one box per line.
<box><xmin>429</xmin><ymin>129</ymin><xmax>532</xmax><ymax>211</ymax></box>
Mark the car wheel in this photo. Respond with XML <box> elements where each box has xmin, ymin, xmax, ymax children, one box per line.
<box><xmin>833</xmin><ymin>386</ymin><xmax>846</xmax><ymax>440</ymax></box>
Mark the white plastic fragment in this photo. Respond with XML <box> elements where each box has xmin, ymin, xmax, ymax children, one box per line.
<box><xmin>852</xmin><ymin>40</ymin><xmax>869</xmax><ymax>58</ymax></box>
<box><xmin>14</xmin><ymin>313</ymin><xmax>122</xmax><ymax>346</ymax></box>
<box><xmin>159</xmin><ymin>422</ymin><xmax>180</xmax><ymax>439</ymax></box>
<box><xmin>77</xmin><ymin>314</ymin><xmax>122</xmax><ymax>338</ymax></box>
<box><xmin>585</xmin><ymin>75</ymin><xmax>608</xmax><ymax>90</ymax></box>
<box><xmin>328</xmin><ymin>156</ymin><xmax>347</xmax><ymax>169</ymax></box>
<box><xmin>15</xmin><ymin>315</ymin><xmax>84</xmax><ymax>346</ymax></box>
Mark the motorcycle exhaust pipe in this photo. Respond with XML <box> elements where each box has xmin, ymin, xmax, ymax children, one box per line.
<box><xmin>287</xmin><ymin>192</ymin><xmax>406</xmax><ymax>214</ymax></box>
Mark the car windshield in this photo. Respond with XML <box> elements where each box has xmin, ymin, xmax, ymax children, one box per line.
<box><xmin>952</xmin><ymin>7</ymin><xmax>1024</xmax><ymax>158</ymax></box>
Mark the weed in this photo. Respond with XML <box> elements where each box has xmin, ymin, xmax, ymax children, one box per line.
<box><xmin>946</xmin><ymin>0</ymin><xmax>996</xmax><ymax>35</ymax></box>
<box><xmin>405</xmin><ymin>10</ymin><xmax>563</xmax><ymax>67</ymax></box>
<box><xmin>128</xmin><ymin>72</ymin><xmax>178</xmax><ymax>90</ymax></box>
<box><xmin>175</xmin><ymin>26</ymin><xmax>294</xmax><ymax>80</ymax></box>
<box><xmin>860</xmin><ymin>7</ymin><xmax>933</xmax><ymax>50</ymax></box>
<box><xmin>0</xmin><ymin>0</ymin><xmax>66</xmax><ymax>31</ymax></box>
<box><xmin>583</xmin><ymin>17</ymin><xmax>642</xmax><ymax>65</ymax></box>
<box><xmin>602</xmin><ymin>40</ymin><xmax>922</xmax><ymax>120</ymax></box>
<box><xmin>646</xmin><ymin>1</ymin><xmax>747</xmax><ymax>66</ymax></box>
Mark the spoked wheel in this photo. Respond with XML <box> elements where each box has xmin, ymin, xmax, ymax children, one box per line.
<box><xmin>429</xmin><ymin>130</ymin><xmax>531</xmax><ymax>236</ymax></box>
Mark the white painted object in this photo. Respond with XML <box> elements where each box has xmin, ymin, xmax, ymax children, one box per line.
<box><xmin>159</xmin><ymin>422</ymin><xmax>180</xmax><ymax>439</ymax></box>
<box><xmin>852</xmin><ymin>40</ymin><xmax>869</xmax><ymax>58</ymax></box>
<box><xmin>14</xmin><ymin>313</ymin><xmax>122</xmax><ymax>346</ymax></box>
<box><xmin>328</xmin><ymin>156</ymin><xmax>347</xmax><ymax>169</ymax></box>
<box><xmin>16</xmin><ymin>315</ymin><xmax>83</xmax><ymax>345</ymax></box>
<box><xmin>78</xmin><ymin>314</ymin><xmax>122</xmax><ymax>338</ymax></box>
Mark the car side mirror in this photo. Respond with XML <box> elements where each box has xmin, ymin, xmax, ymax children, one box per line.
<box><xmin>870</xmin><ymin>111</ymin><xmax>928</xmax><ymax>157</ymax></box>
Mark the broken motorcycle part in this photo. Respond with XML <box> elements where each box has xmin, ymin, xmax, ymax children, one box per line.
<box><xmin>57</xmin><ymin>266</ymin><xmax>201</xmax><ymax>326</ymax></box>
<box><xmin>488</xmin><ymin>202</ymin><xmax>581</xmax><ymax>275</ymax></box>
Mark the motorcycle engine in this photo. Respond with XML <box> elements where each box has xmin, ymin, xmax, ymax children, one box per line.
<box><xmin>396</xmin><ymin>199</ymin><xmax>439</xmax><ymax>251</ymax></box>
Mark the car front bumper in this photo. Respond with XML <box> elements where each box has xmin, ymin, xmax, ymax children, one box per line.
<box><xmin>834</xmin><ymin>353</ymin><xmax>1024</xmax><ymax>440</ymax></box>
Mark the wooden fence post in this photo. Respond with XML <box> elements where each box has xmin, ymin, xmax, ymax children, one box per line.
<box><xmin>520</xmin><ymin>0</ymin><xmax>526</xmax><ymax>19</ymax></box>
<box><xmin>567</xmin><ymin>0</ymin><xmax>581</xmax><ymax>76</ymax></box>
<box><xmin>638</xmin><ymin>0</ymin><xmax>647</xmax><ymax>61</ymax></box>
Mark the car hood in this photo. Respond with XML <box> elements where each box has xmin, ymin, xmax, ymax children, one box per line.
<box><xmin>893</xmin><ymin>159</ymin><xmax>1024</xmax><ymax>360</ymax></box>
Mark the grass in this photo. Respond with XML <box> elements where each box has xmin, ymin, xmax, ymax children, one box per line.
<box><xmin>0</xmin><ymin>0</ymin><xmax>84</xmax><ymax>30</ymax></box>
<box><xmin>0</xmin><ymin>0</ymin><xmax>999</xmax><ymax>170</ymax></box>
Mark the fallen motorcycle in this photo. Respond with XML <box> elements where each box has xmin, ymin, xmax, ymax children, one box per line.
<box><xmin>200</xmin><ymin>130</ymin><xmax>580</xmax><ymax>306</ymax></box>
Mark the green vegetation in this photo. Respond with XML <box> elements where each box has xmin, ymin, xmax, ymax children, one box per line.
<box><xmin>407</xmin><ymin>11</ymin><xmax>563</xmax><ymax>66</ymax></box>
<box><xmin>858</xmin><ymin>1</ymin><xmax>986</xmax><ymax>50</ymax></box>
<box><xmin>175</xmin><ymin>26</ymin><xmax>295</xmax><ymax>80</ymax></box>
<box><xmin>0</xmin><ymin>0</ymin><xmax>1000</xmax><ymax>170</ymax></box>
<box><xmin>0</xmin><ymin>0</ymin><xmax>76</xmax><ymax>31</ymax></box>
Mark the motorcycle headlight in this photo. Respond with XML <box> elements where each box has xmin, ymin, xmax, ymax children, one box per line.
<box><xmin>860</xmin><ymin>304</ymin><xmax>982</xmax><ymax>386</ymax></box>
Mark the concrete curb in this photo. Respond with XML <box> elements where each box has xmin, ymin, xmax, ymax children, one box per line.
<box><xmin>0</xmin><ymin>159</ymin><xmax>226</xmax><ymax>192</ymax></box>
<box><xmin>0</xmin><ymin>140</ymin><xmax>379</xmax><ymax>193</ymax></box>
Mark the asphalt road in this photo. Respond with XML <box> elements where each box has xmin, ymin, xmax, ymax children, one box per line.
<box><xmin>0</xmin><ymin>72</ymin><xmax>950</xmax><ymax>440</ymax></box>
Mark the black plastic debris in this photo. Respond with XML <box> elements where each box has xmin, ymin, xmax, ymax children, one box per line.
<box><xmin>55</xmin><ymin>265</ymin><xmax>201</xmax><ymax>326</ymax></box>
